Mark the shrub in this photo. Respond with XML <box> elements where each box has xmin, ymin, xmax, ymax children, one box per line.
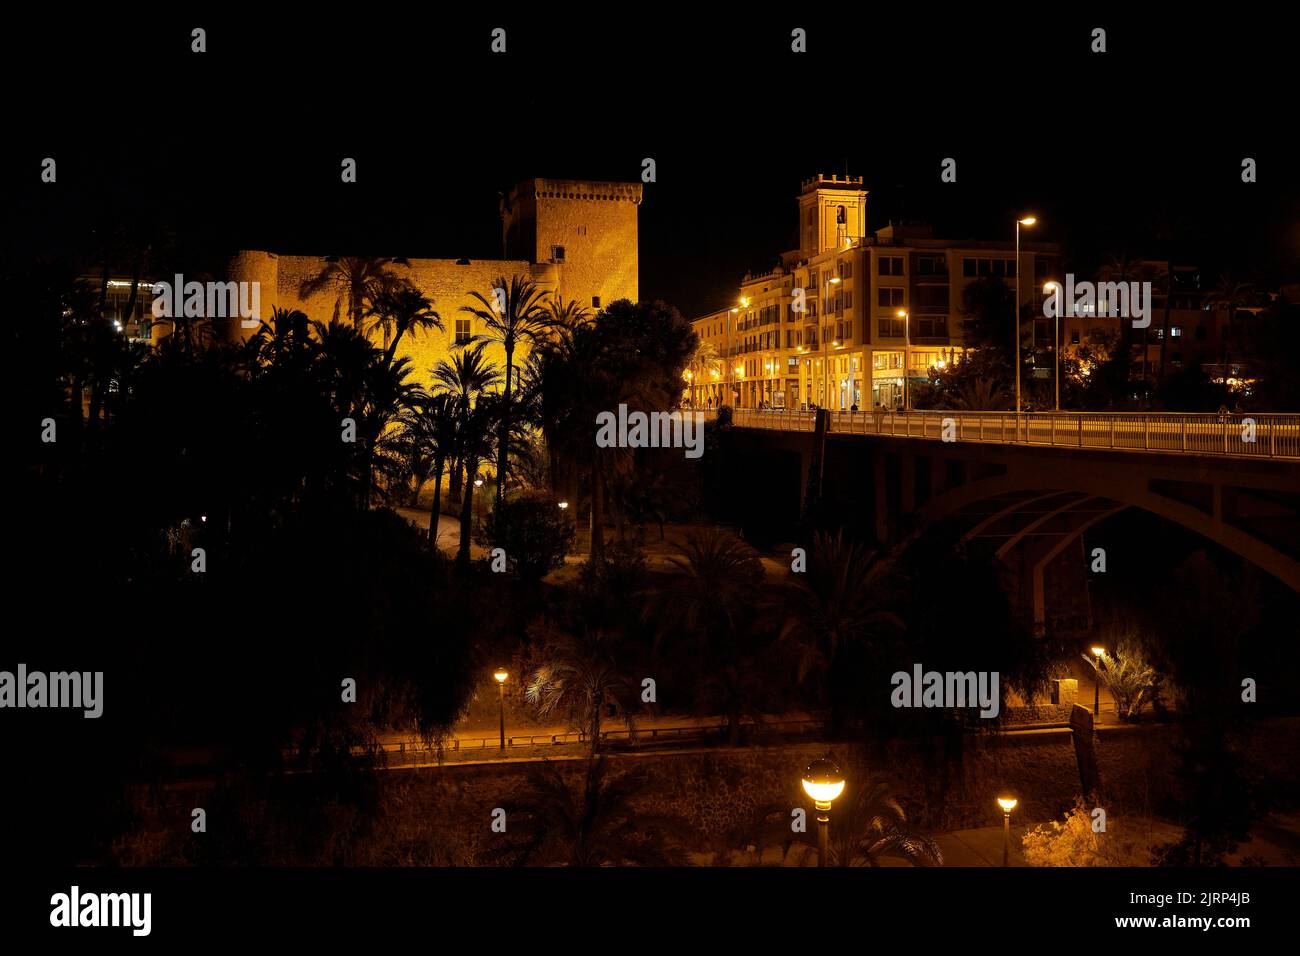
<box><xmin>1084</xmin><ymin>637</ymin><xmax>1161</xmax><ymax>721</ymax></box>
<box><xmin>477</xmin><ymin>489</ymin><xmax>575</xmax><ymax>582</ymax></box>
<box><xmin>1022</xmin><ymin>799</ymin><xmax>1150</xmax><ymax>866</ymax></box>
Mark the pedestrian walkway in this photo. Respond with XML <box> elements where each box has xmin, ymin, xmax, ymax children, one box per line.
<box><xmin>937</xmin><ymin>826</ymin><xmax>1028</xmax><ymax>866</ymax></box>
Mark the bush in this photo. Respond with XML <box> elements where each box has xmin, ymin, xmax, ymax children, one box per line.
<box><xmin>1022</xmin><ymin>799</ymin><xmax>1151</xmax><ymax>866</ymax></box>
<box><xmin>477</xmin><ymin>490</ymin><xmax>575</xmax><ymax>582</ymax></box>
<box><xmin>1084</xmin><ymin>636</ymin><xmax>1161</xmax><ymax>721</ymax></box>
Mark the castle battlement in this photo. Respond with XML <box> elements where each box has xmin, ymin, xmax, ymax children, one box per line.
<box><xmin>514</xmin><ymin>179</ymin><xmax>644</xmax><ymax>205</ymax></box>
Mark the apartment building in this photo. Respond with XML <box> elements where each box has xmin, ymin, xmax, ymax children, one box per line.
<box><xmin>690</xmin><ymin>174</ymin><xmax>1060</xmax><ymax>410</ymax></box>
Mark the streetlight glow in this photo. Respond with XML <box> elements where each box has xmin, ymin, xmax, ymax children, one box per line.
<box><xmin>802</xmin><ymin>758</ymin><xmax>844</xmax><ymax>868</ymax></box>
<box><xmin>998</xmin><ymin>794</ymin><xmax>1018</xmax><ymax>866</ymax></box>
<box><xmin>493</xmin><ymin>669</ymin><xmax>508</xmax><ymax>684</ymax></box>
<box><xmin>1014</xmin><ymin>215</ymin><xmax>1037</xmax><ymax>419</ymax></box>
<box><xmin>801</xmin><ymin>758</ymin><xmax>845</xmax><ymax>810</ymax></box>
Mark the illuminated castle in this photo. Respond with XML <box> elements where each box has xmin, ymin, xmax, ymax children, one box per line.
<box><xmin>227</xmin><ymin>178</ymin><xmax>642</xmax><ymax>385</ymax></box>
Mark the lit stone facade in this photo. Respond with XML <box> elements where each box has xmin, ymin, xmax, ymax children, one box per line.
<box><xmin>228</xmin><ymin>178</ymin><xmax>642</xmax><ymax>388</ymax></box>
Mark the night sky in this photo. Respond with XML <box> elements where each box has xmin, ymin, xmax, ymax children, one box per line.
<box><xmin>8</xmin><ymin>11</ymin><xmax>1296</xmax><ymax>318</ymax></box>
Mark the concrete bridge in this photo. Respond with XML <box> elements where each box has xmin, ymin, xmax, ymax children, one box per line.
<box><xmin>701</xmin><ymin>407</ymin><xmax>1300</xmax><ymax>631</ymax></box>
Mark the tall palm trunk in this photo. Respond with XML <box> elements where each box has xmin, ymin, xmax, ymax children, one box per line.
<box><xmin>495</xmin><ymin>345</ymin><xmax>513</xmax><ymax>544</ymax></box>
<box><xmin>588</xmin><ymin>702</ymin><xmax>602</xmax><ymax>754</ymax></box>
<box><xmin>449</xmin><ymin>456</ymin><xmax>463</xmax><ymax>502</ymax></box>
<box><xmin>427</xmin><ymin>457</ymin><xmax>445</xmax><ymax>548</ymax></box>
<box><xmin>589</xmin><ymin>458</ymin><xmax>605</xmax><ymax>562</ymax></box>
<box><xmin>457</xmin><ymin>457</ymin><xmax>476</xmax><ymax>571</ymax></box>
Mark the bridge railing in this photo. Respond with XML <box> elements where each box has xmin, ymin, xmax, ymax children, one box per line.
<box><xmin>695</xmin><ymin>407</ymin><xmax>1300</xmax><ymax>459</ymax></box>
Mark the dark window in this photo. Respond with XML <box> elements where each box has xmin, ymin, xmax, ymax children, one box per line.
<box><xmin>915</xmin><ymin>285</ymin><xmax>949</xmax><ymax>311</ymax></box>
<box><xmin>877</xmin><ymin>287</ymin><xmax>904</xmax><ymax>308</ymax></box>
<box><xmin>592</xmin><ymin>296</ymin><xmax>601</xmax><ymax>309</ymax></box>
<box><xmin>917</xmin><ymin>316</ymin><xmax>948</xmax><ymax>338</ymax></box>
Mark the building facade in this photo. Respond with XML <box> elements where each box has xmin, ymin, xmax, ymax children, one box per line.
<box><xmin>691</xmin><ymin>174</ymin><xmax>1062</xmax><ymax>410</ymax></box>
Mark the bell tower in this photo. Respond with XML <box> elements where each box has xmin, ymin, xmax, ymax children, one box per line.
<box><xmin>797</xmin><ymin>174</ymin><xmax>868</xmax><ymax>257</ymax></box>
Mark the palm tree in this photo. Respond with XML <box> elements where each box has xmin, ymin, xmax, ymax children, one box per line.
<box><xmin>311</xmin><ymin>319</ymin><xmax>384</xmax><ymax>503</ymax></box>
<box><xmin>529</xmin><ymin>317</ymin><xmax>613</xmax><ymax>559</ymax></box>
<box><xmin>431</xmin><ymin>343</ymin><xmax>502</xmax><ymax>565</ymax></box>
<box><xmin>950</xmin><ymin>376</ymin><xmax>1009</xmax><ymax>411</ymax></box>
<box><xmin>298</xmin><ymin>256</ymin><xmax>410</xmax><ymax>330</ymax></box>
<box><xmin>525</xmin><ymin>625</ymin><xmax>639</xmax><ymax>752</ymax></box>
<box><xmin>1150</xmin><ymin>261</ymin><xmax>1175</xmax><ymax>386</ymax></box>
<box><xmin>1099</xmin><ymin>253</ymin><xmax>1149</xmax><ymax>403</ymax></box>
<box><xmin>453</xmin><ymin>395</ymin><xmax>499</xmax><ymax>569</ymax></box>
<box><xmin>357</xmin><ymin>354</ymin><xmax>422</xmax><ymax>507</ymax></box>
<box><xmin>778</xmin><ymin>531</ymin><xmax>902</xmax><ymax>734</ymax></box>
<box><xmin>649</xmin><ymin>528</ymin><xmax>767</xmax><ymax>744</ymax></box>
<box><xmin>685</xmin><ymin>339</ymin><xmax>721</xmax><ymax>406</ymax></box>
<box><xmin>546</xmin><ymin>295</ymin><xmax>594</xmax><ymax>333</ymax></box>
<box><xmin>1202</xmin><ymin>273</ymin><xmax>1257</xmax><ymax>377</ymax></box>
<box><xmin>366</xmin><ymin>286</ymin><xmax>443</xmax><ymax>368</ymax></box>
<box><xmin>743</xmin><ymin>770</ymin><xmax>946</xmax><ymax>868</ymax></box>
<box><xmin>459</xmin><ymin>276</ymin><xmax>551</xmax><ymax>531</ymax></box>
<box><xmin>407</xmin><ymin>392</ymin><xmax>459</xmax><ymax>546</ymax></box>
<box><xmin>506</xmin><ymin>757</ymin><xmax>689</xmax><ymax>866</ymax></box>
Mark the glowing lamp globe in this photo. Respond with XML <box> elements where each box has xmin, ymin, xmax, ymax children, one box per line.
<box><xmin>801</xmin><ymin>758</ymin><xmax>845</xmax><ymax>811</ymax></box>
<box><xmin>997</xmin><ymin>796</ymin><xmax>1018</xmax><ymax>813</ymax></box>
<box><xmin>493</xmin><ymin>669</ymin><xmax>508</xmax><ymax>684</ymax></box>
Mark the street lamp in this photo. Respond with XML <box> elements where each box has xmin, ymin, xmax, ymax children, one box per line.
<box><xmin>1015</xmin><ymin>216</ymin><xmax>1037</xmax><ymax>425</ymax></box>
<box><xmin>728</xmin><ymin>308</ymin><xmax>739</xmax><ymax>407</ymax></box>
<box><xmin>997</xmin><ymin>795</ymin><xmax>1018</xmax><ymax>866</ymax></box>
<box><xmin>822</xmin><ymin>275</ymin><xmax>842</xmax><ymax>410</ymax></box>
<box><xmin>493</xmin><ymin>669</ymin><xmax>508</xmax><ymax>750</ymax></box>
<box><xmin>557</xmin><ymin>500</ymin><xmax>569</xmax><ymax>511</ymax></box>
<box><xmin>801</xmin><ymin>758</ymin><xmax>846</xmax><ymax>867</ymax></box>
<box><xmin>473</xmin><ymin>476</ymin><xmax>485</xmax><ymax>531</ymax></box>
<box><xmin>1044</xmin><ymin>281</ymin><xmax>1062</xmax><ymax>411</ymax></box>
<box><xmin>897</xmin><ymin>309</ymin><xmax>911</xmax><ymax>410</ymax></box>
<box><xmin>1090</xmin><ymin>646</ymin><xmax>1105</xmax><ymax>716</ymax></box>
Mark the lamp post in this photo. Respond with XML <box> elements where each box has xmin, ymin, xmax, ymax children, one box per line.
<box><xmin>473</xmin><ymin>476</ymin><xmax>485</xmax><ymax>532</ymax></box>
<box><xmin>997</xmin><ymin>795</ymin><xmax>1018</xmax><ymax>867</ymax></box>
<box><xmin>821</xmin><ymin>274</ymin><xmax>842</xmax><ymax>410</ymax></box>
<box><xmin>1090</xmin><ymin>646</ymin><xmax>1105</xmax><ymax>716</ymax></box>
<box><xmin>897</xmin><ymin>309</ymin><xmax>911</xmax><ymax>410</ymax></box>
<box><xmin>493</xmin><ymin>669</ymin><xmax>508</xmax><ymax>750</ymax></box>
<box><xmin>1044</xmin><ymin>281</ymin><xmax>1062</xmax><ymax>411</ymax></box>
<box><xmin>801</xmin><ymin>758</ymin><xmax>846</xmax><ymax>867</ymax></box>
<box><xmin>727</xmin><ymin>308</ymin><xmax>737</xmax><ymax>407</ymax></box>
<box><xmin>1014</xmin><ymin>216</ymin><xmax>1036</xmax><ymax>426</ymax></box>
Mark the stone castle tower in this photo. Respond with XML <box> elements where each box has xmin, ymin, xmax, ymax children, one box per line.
<box><xmin>500</xmin><ymin>178</ymin><xmax>642</xmax><ymax>311</ymax></box>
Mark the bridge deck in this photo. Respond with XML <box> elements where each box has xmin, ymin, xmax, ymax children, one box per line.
<box><xmin>698</xmin><ymin>408</ymin><xmax>1300</xmax><ymax>460</ymax></box>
